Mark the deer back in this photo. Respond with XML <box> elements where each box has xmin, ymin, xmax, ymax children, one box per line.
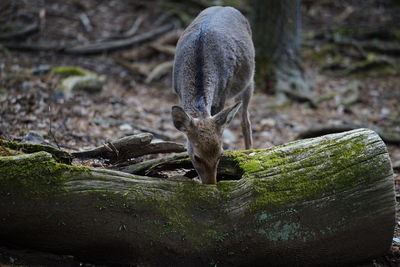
<box><xmin>173</xmin><ymin>6</ymin><xmax>255</xmax><ymax>118</ymax></box>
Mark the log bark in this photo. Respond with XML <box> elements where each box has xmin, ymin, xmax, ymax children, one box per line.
<box><xmin>0</xmin><ymin>129</ymin><xmax>395</xmax><ymax>266</ymax></box>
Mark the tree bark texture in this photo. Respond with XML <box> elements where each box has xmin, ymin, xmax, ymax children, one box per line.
<box><xmin>0</xmin><ymin>129</ymin><xmax>395</xmax><ymax>266</ymax></box>
<box><xmin>251</xmin><ymin>0</ymin><xmax>313</xmax><ymax>100</ymax></box>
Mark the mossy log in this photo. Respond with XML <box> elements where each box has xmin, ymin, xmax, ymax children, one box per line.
<box><xmin>0</xmin><ymin>129</ymin><xmax>395</xmax><ymax>266</ymax></box>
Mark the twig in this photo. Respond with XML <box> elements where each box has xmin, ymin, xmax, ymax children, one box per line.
<box><xmin>48</xmin><ymin>106</ymin><xmax>61</xmax><ymax>150</ymax></box>
<box><xmin>79</xmin><ymin>13</ymin><xmax>93</xmax><ymax>32</ymax></box>
<box><xmin>113</xmin><ymin>57</ymin><xmax>150</xmax><ymax>76</ymax></box>
<box><xmin>149</xmin><ymin>43</ymin><xmax>176</xmax><ymax>56</ymax></box>
<box><xmin>105</xmin><ymin>141</ymin><xmax>119</xmax><ymax>157</ymax></box>
<box><xmin>64</xmin><ymin>23</ymin><xmax>175</xmax><ymax>54</ymax></box>
<box><xmin>123</xmin><ymin>15</ymin><xmax>145</xmax><ymax>38</ymax></box>
<box><xmin>145</xmin><ymin>60</ymin><xmax>173</xmax><ymax>83</ymax></box>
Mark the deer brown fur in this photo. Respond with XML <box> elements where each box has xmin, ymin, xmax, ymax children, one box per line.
<box><xmin>172</xmin><ymin>6</ymin><xmax>255</xmax><ymax>184</ymax></box>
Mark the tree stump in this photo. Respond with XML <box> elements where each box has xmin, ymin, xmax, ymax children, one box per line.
<box><xmin>0</xmin><ymin>129</ymin><xmax>395</xmax><ymax>266</ymax></box>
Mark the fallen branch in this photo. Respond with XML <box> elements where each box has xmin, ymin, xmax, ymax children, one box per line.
<box><xmin>0</xmin><ymin>42</ymin><xmax>65</xmax><ymax>52</ymax></box>
<box><xmin>0</xmin><ymin>20</ymin><xmax>39</xmax><ymax>40</ymax></box>
<box><xmin>72</xmin><ymin>133</ymin><xmax>185</xmax><ymax>161</ymax></box>
<box><xmin>64</xmin><ymin>23</ymin><xmax>175</xmax><ymax>54</ymax></box>
<box><xmin>118</xmin><ymin>152</ymin><xmax>190</xmax><ymax>175</ymax></box>
<box><xmin>113</xmin><ymin>57</ymin><xmax>151</xmax><ymax>76</ymax></box>
<box><xmin>72</xmin><ymin>133</ymin><xmax>153</xmax><ymax>160</ymax></box>
<box><xmin>145</xmin><ymin>60</ymin><xmax>173</xmax><ymax>83</ymax></box>
<box><xmin>122</xmin><ymin>15</ymin><xmax>145</xmax><ymax>38</ymax></box>
<box><xmin>149</xmin><ymin>43</ymin><xmax>176</xmax><ymax>55</ymax></box>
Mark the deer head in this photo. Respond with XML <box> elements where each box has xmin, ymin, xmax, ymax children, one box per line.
<box><xmin>171</xmin><ymin>102</ymin><xmax>241</xmax><ymax>184</ymax></box>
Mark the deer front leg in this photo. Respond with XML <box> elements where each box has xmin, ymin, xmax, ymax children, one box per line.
<box><xmin>239</xmin><ymin>83</ymin><xmax>253</xmax><ymax>149</ymax></box>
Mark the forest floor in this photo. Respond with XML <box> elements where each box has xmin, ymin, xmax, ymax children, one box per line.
<box><xmin>0</xmin><ymin>0</ymin><xmax>400</xmax><ymax>266</ymax></box>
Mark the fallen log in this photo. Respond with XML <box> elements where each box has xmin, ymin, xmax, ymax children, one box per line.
<box><xmin>0</xmin><ymin>129</ymin><xmax>395</xmax><ymax>266</ymax></box>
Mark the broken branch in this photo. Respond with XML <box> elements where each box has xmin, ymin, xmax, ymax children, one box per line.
<box><xmin>72</xmin><ymin>133</ymin><xmax>186</xmax><ymax>161</ymax></box>
<box><xmin>72</xmin><ymin>133</ymin><xmax>153</xmax><ymax>160</ymax></box>
<box><xmin>64</xmin><ymin>23</ymin><xmax>175</xmax><ymax>54</ymax></box>
<box><xmin>0</xmin><ymin>21</ymin><xmax>39</xmax><ymax>40</ymax></box>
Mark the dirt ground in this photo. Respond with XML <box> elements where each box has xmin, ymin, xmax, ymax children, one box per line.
<box><xmin>0</xmin><ymin>0</ymin><xmax>400</xmax><ymax>266</ymax></box>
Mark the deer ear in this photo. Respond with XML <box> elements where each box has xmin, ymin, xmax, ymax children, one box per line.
<box><xmin>171</xmin><ymin>106</ymin><xmax>193</xmax><ymax>133</ymax></box>
<box><xmin>213</xmin><ymin>102</ymin><xmax>242</xmax><ymax>128</ymax></box>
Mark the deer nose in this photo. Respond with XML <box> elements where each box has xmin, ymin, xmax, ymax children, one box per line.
<box><xmin>198</xmin><ymin>165</ymin><xmax>217</xmax><ymax>184</ymax></box>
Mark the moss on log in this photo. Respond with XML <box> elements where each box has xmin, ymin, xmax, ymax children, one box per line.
<box><xmin>0</xmin><ymin>129</ymin><xmax>395</xmax><ymax>266</ymax></box>
<box><xmin>0</xmin><ymin>139</ymin><xmax>72</xmax><ymax>164</ymax></box>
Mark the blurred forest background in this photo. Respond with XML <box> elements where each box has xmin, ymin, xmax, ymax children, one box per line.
<box><xmin>0</xmin><ymin>0</ymin><xmax>400</xmax><ymax>266</ymax></box>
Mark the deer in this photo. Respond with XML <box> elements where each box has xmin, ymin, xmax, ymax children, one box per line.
<box><xmin>171</xmin><ymin>6</ymin><xmax>255</xmax><ymax>185</ymax></box>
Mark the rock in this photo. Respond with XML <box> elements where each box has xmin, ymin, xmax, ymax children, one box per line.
<box><xmin>60</xmin><ymin>75</ymin><xmax>105</xmax><ymax>95</ymax></box>
<box><xmin>21</xmin><ymin>131</ymin><xmax>46</xmax><ymax>145</ymax></box>
<box><xmin>32</xmin><ymin>65</ymin><xmax>51</xmax><ymax>75</ymax></box>
<box><xmin>119</xmin><ymin>123</ymin><xmax>133</xmax><ymax>132</ymax></box>
<box><xmin>54</xmin><ymin>66</ymin><xmax>105</xmax><ymax>96</ymax></box>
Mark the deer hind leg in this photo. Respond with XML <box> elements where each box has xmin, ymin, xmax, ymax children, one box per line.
<box><xmin>237</xmin><ymin>82</ymin><xmax>253</xmax><ymax>149</ymax></box>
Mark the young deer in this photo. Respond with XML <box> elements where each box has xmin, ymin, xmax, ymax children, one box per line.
<box><xmin>172</xmin><ymin>6</ymin><xmax>255</xmax><ymax>184</ymax></box>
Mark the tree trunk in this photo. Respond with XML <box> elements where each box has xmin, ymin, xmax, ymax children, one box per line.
<box><xmin>0</xmin><ymin>129</ymin><xmax>395</xmax><ymax>266</ymax></box>
<box><xmin>250</xmin><ymin>0</ymin><xmax>314</xmax><ymax>103</ymax></box>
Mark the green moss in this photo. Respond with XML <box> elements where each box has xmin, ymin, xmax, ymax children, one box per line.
<box><xmin>0</xmin><ymin>139</ymin><xmax>72</xmax><ymax>164</ymax></box>
<box><xmin>223</xmin><ymin>131</ymin><xmax>380</xmax><ymax>214</ymax></box>
<box><xmin>0</xmin><ymin>144</ymin><xmax>21</xmax><ymax>156</ymax></box>
<box><xmin>60</xmin><ymin>75</ymin><xmax>104</xmax><ymax>93</ymax></box>
<box><xmin>92</xmin><ymin>180</ymin><xmax>232</xmax><ymax>252</ymax></box>
<box><xmin>52</xmin><ymin>66</ymin><xmax>95</xmax><ymax>76</ymax></box>
<box><xmin>224</xmin><ymin>148</ymin><xmax>287</xmax><ymax>177</ymax></box>
<box><xmin>0</xmin><ymin>151</ymin><xmax>89</xmax><ymax>199</ymax></box>
<box><xmin>216</xmin><ymin>180</ymin><xmax>238</xmax><ymax>200</ymax></box>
